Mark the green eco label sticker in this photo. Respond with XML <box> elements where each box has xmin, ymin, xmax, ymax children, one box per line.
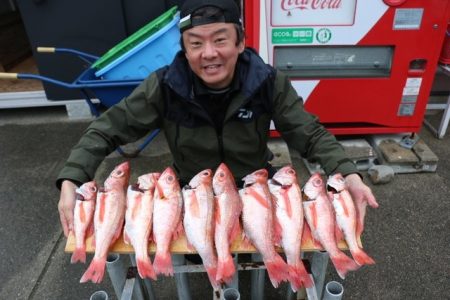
<box><xmin>316</xmin><ymin>28</ymin><xmax>332</xmax><ymax>44</ymax></box>
<box><xmin>272</xmin><ymin>28</ymin><xmax>314</xmax><ymax>44</ymax></box>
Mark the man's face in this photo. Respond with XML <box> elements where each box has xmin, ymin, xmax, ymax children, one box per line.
<box><xmin>183</xmin><ymin>22</ymin><xmax>245</xmax><ymax>89</ymax></box>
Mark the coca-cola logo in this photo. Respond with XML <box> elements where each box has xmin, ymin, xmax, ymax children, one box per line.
<box><xmin>281</xmin><ymin>0</ymin><xmax>343</xmax><ymax>11</ymax></box>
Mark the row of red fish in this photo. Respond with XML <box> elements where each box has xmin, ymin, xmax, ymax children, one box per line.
<box><xmin>70</xmin><ymin>161</ymin><xmax>374</xmax><ymax>291</ymax></box>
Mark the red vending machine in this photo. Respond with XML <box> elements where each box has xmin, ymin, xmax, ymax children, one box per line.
<box><xmin>244</xmin><ymin>0</ymin><xmax>450</xmax><ymax>135</ymax></box>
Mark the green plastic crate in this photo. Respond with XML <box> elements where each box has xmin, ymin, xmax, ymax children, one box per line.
<box><xmin>92</xmin><ymin>6</ymin><xmax>178</xmax><ymax>70</ymax></box>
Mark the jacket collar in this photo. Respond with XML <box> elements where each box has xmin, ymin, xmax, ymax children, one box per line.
<box><xmin>163</xmin><ymin>48</ymin><xmax>274</xmax><ymax>100</ymax></box>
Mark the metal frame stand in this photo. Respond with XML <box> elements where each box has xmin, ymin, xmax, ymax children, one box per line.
<box><xmin>104</xmin><ymin>251</ymin><xmax>331</xmax><ymax>300</ymax></box>
<box><xmin>424</xmin><ymin>64</ymin><xmax>450</xmax><ymax>139</ymax></box>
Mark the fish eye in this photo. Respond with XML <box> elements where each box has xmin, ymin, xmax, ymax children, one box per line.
<box><xmin>167</xmin><ymin>175</ymin><xmax>174</xmax><ymax>182</ymax></box>
<box><xmin>313</xmin><ymin>179</ymin><xmax>322</xmax><ymax>187</ymax></box>
<box><xmin>115</xmin><ymin>170</ymin><xmax>124</xmax><ymax>177</ymax></box>
<box><xmin>287</xmin><ymin>169</ymin><xmax>295</xmax><ymax>175</ymax></box>
<box><xmin>203</xmin><ymin>171</ymin><xmax>210</xmax><ymax>176</ymax></box>
<box><xmin>90</xmin><ymin>186</ymin><xmax>97</xmax><ymax>192</ymax></box>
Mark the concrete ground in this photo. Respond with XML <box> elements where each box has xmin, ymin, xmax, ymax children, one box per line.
<box><xmin>0</xmin><ymin>106</ymin><xmax>449</xmax><ymax>300</ymax></box>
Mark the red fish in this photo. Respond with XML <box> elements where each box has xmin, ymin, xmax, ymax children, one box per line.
<box><xmin>327</xmin><ymin>173</ymin><xmax>375</xmax><ymax>266</ymax></box>
<box><xmin>212</xmin><ymin>163</ymin><xmax>242</xmax><ymax>284</ymax></box>
<box><xmin>80</xmin><ymin>162</ymin><xmax>130</xmax><ymax>283</ymax></box>
<box><xmin>124</xmin><ymin>172</ymin><xmax>160</xmax><ymax>280</ymax></box>
<box><xmin>152</xmin><ymin>167</ymin><xmax>183</xmax><ymax>276</ymax></box>
<box><xmin>182</xmin><ymin>169</ymin><xmax>219</xmax><ymax>289</ymax></box>
<box><xmin>240</xmin><ymin>169</ymin><xmax>289</xmax><ymax>288</ymax></box>
<box><xmin>71</xmin><ymin>181</ymin><xmax>97</xmax><ymax>264</ymax></box>
<box><xmin>303</xmin><ymin>173</ymin><xmax>359</xmax><ymax>279</ymax></box>
<box><xmin>269</xmin><ymin>166</ymin><xmax>313</xmax><ymax>291</ymax></box>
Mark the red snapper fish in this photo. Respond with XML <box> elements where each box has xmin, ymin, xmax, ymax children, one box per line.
<box><xmin>268</xmin><ymin>166</ymin><xmax>313</xmax><ymax>291</ymax></box>
<box><xmin>182</xmin><ymin>169</ymin><xmax>219</xmax><ymax>289</ymax></box>
<box><xmin>212</xmin><ymin>163</ymin><xmax>242</xmax><ymax>284</ymax></box>
<box><xmin>124</xmin><ymin>172</ymin><xmax>160</xmax><ymax>280</ymax></box>
<box><xmin>240</xmin><ymin>169</ymin><xmax>289</xmax><ymax>288</ymax></box>
<box><xmin>152</xmin><ymin>167</ymin><xmax>183</xmax><ymax>276</ymax></box>
<box><xmin>80</xmin><ymin>161</ymin><xmax>130</xmax><ymax>283</ymax></box>
<box><xmin>303</xmin><ymin>173</ymin><xmax>359</xmax><ymax>279</ymax></box>
<box><xmin>327</xmin><ymin>173</ymin><xmax>375</xmax><ymax>266</ymax></box>
<box><xmin>71</xmin><ymin>181</ymin><xmax>97</xmax><ymax>264</ymax></box>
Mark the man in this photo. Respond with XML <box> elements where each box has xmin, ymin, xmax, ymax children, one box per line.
<box><xmin>57</xmin><ymin>0</ymin><xmax>378</xmax><ymax>237</ymax></box>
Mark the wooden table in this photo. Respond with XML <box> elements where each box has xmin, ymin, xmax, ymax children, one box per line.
<box><xmin>65</xmin><ymin>232</ymin><xmax>351</xmax><ymax>254</ymax></box>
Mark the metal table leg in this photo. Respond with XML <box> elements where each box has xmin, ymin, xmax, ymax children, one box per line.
<box><xmin>172</xmin><ymin>254</ymin><xmax>192</xmax><ymax>300</ymax></box>
<box><xmin>311</xmin><ymin>251</ymin><xmax>329</xmax><ymax>300</ymax></box>
<box><xmin>251</xmin><ymin>253</ymin><xmax>265</xmax><ymax>300</ymax></box>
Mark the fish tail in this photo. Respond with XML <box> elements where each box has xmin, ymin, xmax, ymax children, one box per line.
<box><xmin>153</xmin><ymin>251</ymin><xmax>174</xmax><ymax>276</ymax></box>
<box><xmin>216</xmin><ymin>255</ymin><xmax>236</xmax><ymax>284</ymax></box>
<box><xmin>330</xmin><ymin>252</ymin><xmax>360</xmax><ymax>279</ymax></box>
<box><xmin>265</xmin><ymin>254</ymin><xmax>289</xmax><ymax>288</ymax></box>
<box><xmin>205</xmin><ymin>266</ymin><xmax>220</xmax><ymax>289</ymax></box>
<box><xmin>70</xmin><ymin>246</ymin><xmax>86</xmax><ymax>264</ymax></box>
<box><xmin>350</xmin><ymin>248</ymin><xmax>376</xmax><ymax>266</ymax></box>
<box><xmin>80</xmin><ymin>257</ymin><xmax>106</xmax><ymax>283</ymax></box>
<box><xmin>136</xmin><ymin>256</ymin><xmax>157</xmax><ymax>280</ymax></box>
<box><xmin>288</xmin><ymin>262</ymin><xmax>314</xmax><ymax>291</ymax></box>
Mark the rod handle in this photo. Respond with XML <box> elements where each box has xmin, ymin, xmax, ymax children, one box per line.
<box><xmin>0</xmin><ymin>72</ymin><xmax>18</xmax><ymax>79</ymax></box>
<box><xmin>37</xmin><ymin>47</ymin><xmax>55</xmax><ymax>53</ymax></box>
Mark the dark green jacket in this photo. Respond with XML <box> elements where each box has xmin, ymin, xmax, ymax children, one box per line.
<box><xmin>57</xmin><ymin>49</ymin><xmax>357</xmax><ymax>187</ymax></box>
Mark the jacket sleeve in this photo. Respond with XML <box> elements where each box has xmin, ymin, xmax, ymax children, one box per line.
<box><xmin>271</xmin><ymin>71</ymin><xmax>358</xmax><ymax>176</ymax></box>
<box><xmin>56</xmin><ymin>73</ymin><xmax>163</xmax><ymax>188</ymax></box>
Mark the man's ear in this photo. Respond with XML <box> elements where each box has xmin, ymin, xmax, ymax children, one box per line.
<box><xmin>238</xmin><ymin>39</ymin><xmax>245</xmax><ymax>54</ymax></box>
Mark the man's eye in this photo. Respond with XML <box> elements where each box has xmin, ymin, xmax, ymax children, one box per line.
<box><xmin>190</xmin><ymin>41</ymin><xmax>201</xmax><ymax>47</ymax></box>
<box><xmin>215</xmin><ymin>38</ymin><xmax>226</xmax><ymax>44</ymax></box>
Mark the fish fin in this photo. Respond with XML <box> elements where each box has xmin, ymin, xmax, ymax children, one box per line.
<box><xmin>246</xmin><ymin>187</ymin><xmax>270</xmax><ymax>209</ymax></box>
<box><xmin>153</xmin><ymin>252</ymin><xmax>174</xmax><ymax>276</ymax></box>
<box><xmin>216</xmin><ymin>255</ymin><xmax>236</xmax><ymax>284</ymax></box>
<box><xmin>70</xmin><ymin>246</ymin><xmax>86</xmax><ymax>264</ymax></box>
<box><xmin>205</xmin><ymin>266</ymin><xmax>219</xmax><ymax>289</ymax></box>
<box><xmin>185</xmin><ymin>240</ymin><xmax>196</xmax><ymax>252</ymax></box>
<box><xmin>288</xmin><ymin>262</ymin><xmax>314</xmax><ymax>291</ymax></box>
<box><xmin>136</xmin><ymin>256</ymin><xmax>157</xmax><ymax>280</ymax></box>
<box><xmin>189</xmin><ymin>192</ymin><xmax>200</xmax><ymax>218</ymax></box>
<box><xmin>172</xmin><ymin>220</ymin><xmax>184</xmax><ymax>241</ymax></box>
<box><xmin>350</xmin><ymin>248</ymin><xmax>375</xmax><ymax>266</ymax></box>
<box><xmin>112</xmin><ymin>220</ymin><xmax>124</xmax><ymax>244</ymax></box>
<box><xmin>301</xmin><ymin>221</ymin><xmax>322</xmax><ymax>250</ymax></box>
<box><xmin>273</xmin><ymin>216</ymin><xmax>283</xmax><ymax>246</ymax></box>
<box><xmin>330</xmin><ymin>252</ymin><xmax>360</xmax><ymax>279</ymax></box>
<box><xmin>87</xmin><ymin>222</ymin><xmax>94</xmax><ymax>238</ymax></box>
<box><xmin>80</xmin><ymin>257</ymin><xmax>106</xmax><ymax>283</ymax></box>
<box><xmin>123</xmin><ymin>231</ymin><xmax>131</xmax><ymax>245</ymax></box>
<box><xmin>265</xmin><ymin>254</ymin><xmax>289</xmax><ymax>288</ymax></box>
<box><xmin>280</xmin><ymin>188</ymin><xmax>293</xmax><ymax>218</ymax></box>
<box><xmin>334</xmin><ymin>223</ymin><xmax>344</xmax><ymax>243</ymax></box>
<box><xmin>229</xmin><ymin>217</ymin><xmax>242</xmax><ymax>243</ymax></box>
<box><xmin>240</xmin><ymin>233</ymin><xmax>253</xmax><ymax>249</ymax></box>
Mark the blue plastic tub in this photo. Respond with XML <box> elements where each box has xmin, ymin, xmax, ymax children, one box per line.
<box><xmin>95</xmin><ymin>12</ymin><xmax>181</xmax><ymax>80</ymax></box>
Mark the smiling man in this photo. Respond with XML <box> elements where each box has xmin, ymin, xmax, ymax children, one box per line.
<box><xmin>57</xmin><ymin>0</ymin><xmax>378</xmax><ymax>250</ymax></box>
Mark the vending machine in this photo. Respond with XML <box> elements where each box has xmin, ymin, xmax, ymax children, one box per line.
<box><xmin>244</xmin><ymin>0</ymin><xmax>450</xmax><ymax>135</ymax></box>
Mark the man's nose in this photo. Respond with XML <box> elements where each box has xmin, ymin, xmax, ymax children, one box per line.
<box><xmin>202</xmin><ymin>42</ymin><xmax>217</xmax><ymax>58</ymax></box>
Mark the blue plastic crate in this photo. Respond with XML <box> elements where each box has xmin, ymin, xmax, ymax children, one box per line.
<box><xmin>95</xmin><ymin>12</ymin><xmax>181</xmax><ymax>80</ymax></box>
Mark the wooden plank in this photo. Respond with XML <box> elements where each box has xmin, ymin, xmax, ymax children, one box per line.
<box><xmin>65</xmin><ymin>232</ymin><xmax>353</xmax><ymax>254</ymax></box>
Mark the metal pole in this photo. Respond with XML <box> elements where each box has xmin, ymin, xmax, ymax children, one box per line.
<box><xmin>250</xmin><ymin>253</ymin><xmax>265</xmax><ymax>300</ymax></box>
<box><xmin>90</xmin><ymin>290</ymin><xmax>108</xmax><ymax>300</ymax></box>
<box><xmin>172</xmin><ymin>254</ymin><xmax>192</xmax><ymax>300</ymax></box>
<box><xmin>222</xmin><ymin>288</ymin><xmax>241</xmax><ymax>300</ymax></box>
<box><xmin>322</xmin><ymin>281</ymin><xmax>344</xmax><ymax>300</ymax></box>
<box><xmin>225</xmin><ymin>254</ymin><xmax>239</xmax><ymax>290</ymax></box>
<box><xmin>106</xmin><ymin>253</ymin><xmax>126</xmax><ymax>299</ymax></box>
<box><xmin>128</xmin><ymin>254</ymin><xmax>149</xmax><ymax>300</ymax></box>
<box><xmin>311</xmin><ymin>251</ymin><xmax>329</xmax><ymax>300</ymax></box>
